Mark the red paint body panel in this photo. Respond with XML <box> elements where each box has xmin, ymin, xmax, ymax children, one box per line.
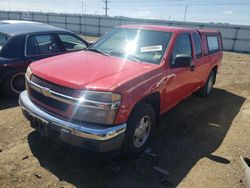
<box><xmin>30</xmin><ymin>51</ymin><xmax>158</xmax><ymax>91</ymax></box>
<box><xmin>30</xmin><ymin>25</ymin><xmax>223</xmax><ymax>125</ymax></box>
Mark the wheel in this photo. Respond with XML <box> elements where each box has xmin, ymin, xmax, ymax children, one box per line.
<box><xmin>197</xmin><ymin>70</ymin><xmax>215</xmax><ymax>97</ymax></box>
<box><xmin>3</xmin><ymin>70</ymin><xmax>26</xmax><ymax>97</ymax></box>
<box><xmin>122</xmin><ymin>102</ymin><xmax>155</xmax><ymax>157</ymax></box>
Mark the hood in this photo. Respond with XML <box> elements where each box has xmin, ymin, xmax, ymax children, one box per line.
<box><xmin>30</xmin><ymin>51</ymin><xmax>157</xmax><ymax>91</ymax></box>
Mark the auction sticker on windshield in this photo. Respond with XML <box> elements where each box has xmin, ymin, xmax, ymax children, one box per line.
<box><xmin>141</xmin><ymin>45</ymin><xmax>162</xmax><ymax>53</ymax></box>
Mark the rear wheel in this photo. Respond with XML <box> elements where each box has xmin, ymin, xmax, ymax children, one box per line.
<box><xmin>122</xmin><ymin>102</ymin><xmax>155</xmax><ymax>157</ymax></box>
<box><xmin>3</xmin><ymin>70</ymin><xmax>25</xmax><ymax>97</ymax></box>
<box><xmin>197</xmin><ymin>71</ymin><xmax>215</xmax><ymax>97</ymax></box>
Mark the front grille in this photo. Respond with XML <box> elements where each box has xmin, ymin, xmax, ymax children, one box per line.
<box><xmin>30</xmin><ymin>88</ymin><xmax>69</xmax><ymax>112</ymax></box>
<box><xmin>31</xmin><ymin>75</ymin><xmax>75</xmax><ymax>96</ymax></box>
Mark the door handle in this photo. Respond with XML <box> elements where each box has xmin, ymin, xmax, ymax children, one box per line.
<box><xmin>190</xmin><ymin>65</ymin><xmax>195</xmax><ymax>72</ymax></box>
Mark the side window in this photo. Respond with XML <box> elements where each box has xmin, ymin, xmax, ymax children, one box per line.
<box><xmin>26</xmin><ymin>35</ymin><xmax>60</xmax><ymax>56</ymax></box>
<box><xmin>192</xmin><ymin>33</ymin><xmax>202</xmax><ymax>58</ymax></box>
<box><xmin>58</xmin><ymin>34</ymin><xmax>87</xmax><ymax>51</ymax></box>
<box><xmin>1</xmin><ymin>35</ymin><xmax>24</xmax><ymax>58</ymax></box>
<box><xmin>172</xmin><ymin>33</ymin><xmax>192</xmax><ymax>63</ymax></box>
<box><xmin>0</xmin><ymin>33</ymin><xmax>8</xmax><ymax>51</ymax></box>
<box><xmin>207</xmin><ymin>35</ymin><xmax>219</xmax><ymax>53</ymax></box>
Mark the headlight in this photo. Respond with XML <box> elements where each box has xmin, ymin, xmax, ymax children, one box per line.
<box><xmin>73</xmin><ymin>91</ymin><xmax>122</xmax><ymax>125</ymax></box>
<box><xmin>26</xmin><ymin>66</ymin><xmax>32</xmax><ymax>80</ymax></box>
<box><xmin>79</xmin><ymin>90</ymin><xmax>121</xmax><ymax>110</ymax></box>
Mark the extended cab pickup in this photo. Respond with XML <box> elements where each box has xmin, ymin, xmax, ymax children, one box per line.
<box><xmin>19</xmin><ymin>25</ymin><xmax>223</xmax><ymax>156</ymax></box>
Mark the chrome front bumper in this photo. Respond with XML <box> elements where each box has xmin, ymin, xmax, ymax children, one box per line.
<box><xmin>19</xmin><ymin>91</ymin><xmax>126</xmax><ymax>142</ymax></box>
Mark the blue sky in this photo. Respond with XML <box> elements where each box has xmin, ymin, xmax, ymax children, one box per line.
<box><xmin>0</xmin><ymin>0</ymin><xmax>250</xmax><ymax>25</ymax></box>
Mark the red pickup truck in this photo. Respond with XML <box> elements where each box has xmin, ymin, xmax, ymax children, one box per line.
<box><xmin>19</xmin><ymin>25</ymin><xmax>223</xmax><ymax>156</ymax></box>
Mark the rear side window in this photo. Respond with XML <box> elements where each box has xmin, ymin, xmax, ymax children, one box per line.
<box><xmin>26</xmin><ymin>35</ymin><xmax>60</xmax><ymax>56</ymax></box>
<box><xmin>0</xmin><ymin>35</ymin><xmax>24</xmax><ymax>58</ymax></box>
<box><xmin>207</xmin><ymin>35</ymin><xmax>219</xmax><ymax>53</ymax></box>
<box><xmin>172</xmin><ymin>33</ymin><xmax>192</xmax><ymax>62</ymax></box>
<box><xmin>0</xmin><ymin>33</ymin><xmax>8</xmax><ymax>52</ymax></box>
<box><xmin>58</xmin><ymin>34</ymin><xmax>87</xmax><ymax>51</ymax></box>
<box><xmin>192</xmin><ymin>33</ymin><xmax>202</xmax><ymax>58</ymax></box>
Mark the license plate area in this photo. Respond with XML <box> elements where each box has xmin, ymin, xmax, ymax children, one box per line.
<box><xmin>31</xmin><ymin>116</ymin><xmax>49</xmax><ymax>135</ymax></box>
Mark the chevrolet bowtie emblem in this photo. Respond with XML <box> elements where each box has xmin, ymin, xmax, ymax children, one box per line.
<box><xmin>41</xmin><ymin>87</ymin><xmax>51</xmax><ymax>97</ymax></box>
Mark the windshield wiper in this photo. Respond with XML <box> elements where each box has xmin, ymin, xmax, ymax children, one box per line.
<box><xmin>126</xmin><ymin>55</ymin><xmax>142</xmax><ymax>63</ymax></box>
<box><xmin>108</xmin><ymin>51</ymin><xmax>142</xmax><ymax>62</ymax></box>
<box><xmin>86</xmin><ymin>48</ymin><xmax>110</xmax><ymax>56</ymax></box>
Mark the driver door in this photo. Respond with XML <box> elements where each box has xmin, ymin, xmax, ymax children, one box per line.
<box><xmin>164</xmin><ymin>33</ymin><xmax>198</xmax><ymax>109</ymax></box>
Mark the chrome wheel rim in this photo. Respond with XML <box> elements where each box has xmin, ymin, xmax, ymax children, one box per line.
<box><xmin>207</xmin><ymin>74</ymin><xmax>214</xmax><ymax>94</ymax></box>
<box><xmin>11</xmin><ymin>72</ymin><xmax>25</xmax><ymax>94</ymax></box>
<box><xmin>133</xmin><ymin>115</ymin><xmax>151</xmax><ymax>148</ymax></box>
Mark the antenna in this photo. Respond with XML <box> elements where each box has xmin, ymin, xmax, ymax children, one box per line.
<box><xmin>184</xmin><ymin>5</ymin><xmax>188</xmax><ymax>21</ymax></box>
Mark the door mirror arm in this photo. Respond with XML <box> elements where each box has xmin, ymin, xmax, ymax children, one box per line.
<box><xmin>171</xmin><ymin>54</ymin><xmax>192</xmax><ymax>68</ymax></box>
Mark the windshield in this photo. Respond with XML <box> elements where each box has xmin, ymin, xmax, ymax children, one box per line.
<box><xmin>0</xmin><ymin>33</ymin><xmax>8</xmax><ymax>51</ymax></box>
<box><xmin>90</xmin><ymin>28</ymin><xmax>172</xmax><ymax>64</ymax></box>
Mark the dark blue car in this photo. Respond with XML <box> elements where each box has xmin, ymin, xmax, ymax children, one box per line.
<box><xmin>0</xmin><ymin>20</ymin><xmax>89</xmax><ymax>97</ymax></box>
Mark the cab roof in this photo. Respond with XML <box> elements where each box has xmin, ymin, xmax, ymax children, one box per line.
<box><xmin>0</xmin><ymin>20</ymin><xmax>68</xmax><ymax>36</ymax></box>
<box><xmin>119</xmin><ymin>25</ymin><xmax>220</xmax><ymax>34</ymax></box>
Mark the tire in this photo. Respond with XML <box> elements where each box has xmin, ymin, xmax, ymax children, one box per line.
<box><xmin>3</xmin><ymin>70</ymin><xmax>26</xmax><ymax>97</ymax></box>
<box><xmin>122</xmin><ymin>102</ymin><xmax>156</xmax><ymax>157</ymax></box>
<box><xmin>197</xmin><ymin>70</ymin><xmax>215</xmax><ymax>97</ymax></box>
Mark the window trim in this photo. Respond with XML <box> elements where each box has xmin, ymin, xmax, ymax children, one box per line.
<box><xmin>170</xmin><ymin>32</ymin><xmax>193</xmax><ymax>64</ymax></box>
<box><xmin>206</xmin><ymin>34</ymin><xmax>220</xmax><ymax>55</ymax></box>
<box><xmin>192</xmin><ymin>32</ymin><xmax>203</xmax><ymax>59</ymax></box>
<box><xmin>24</xmin><ymin>33</ymin><xmax>62</xmax><ymax>57</ymax></box>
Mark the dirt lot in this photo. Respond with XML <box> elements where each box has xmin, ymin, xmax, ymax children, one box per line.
<box><xmin>0</xmin><ymin>52</ymin><xmax>249</xmax><ymax>188</ymax></box>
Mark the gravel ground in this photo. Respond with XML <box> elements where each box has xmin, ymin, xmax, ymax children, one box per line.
<box><xmin>0</xmin><ymin>52</ymin><xmax>249</xmax><ymax>188</ymax></box>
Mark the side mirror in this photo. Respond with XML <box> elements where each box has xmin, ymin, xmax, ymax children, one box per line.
<box><xmin>171</xmin><ymin>54</ymin><xmax>192</xmax><ymax>68</ymax></box>
<box><xmin>88</xmin><ymin>41</ymin><xmax>96</xmax><ymax>46</ymax></box>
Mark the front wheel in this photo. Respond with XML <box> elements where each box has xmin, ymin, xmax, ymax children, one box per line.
<box><xmin>122</xmin><ymin>102</ymin><xmax>155</xmax><ymax>157</ymax></box>
<box><xmin>197</xmin><ymin>71</ymin><xmax>215</xmax><ymax>97</ymax></box>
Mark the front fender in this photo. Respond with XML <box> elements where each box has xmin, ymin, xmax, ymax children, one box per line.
<box><xmin>114</xmin><ymin>69</ymin><xmax>165</xmax><ymax>124</ymax></box>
